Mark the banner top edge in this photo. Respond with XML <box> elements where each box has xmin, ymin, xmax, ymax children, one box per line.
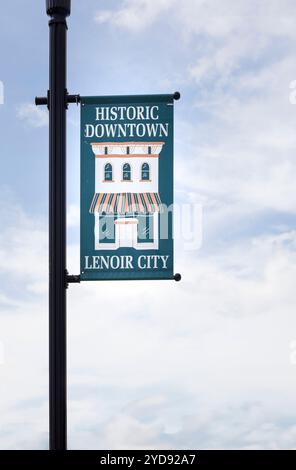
<box><xmin>80</xmin><ymin>94</ymin><xmax>175</xmax><ymax>105</ymax></box>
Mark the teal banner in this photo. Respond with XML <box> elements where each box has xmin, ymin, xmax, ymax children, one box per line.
<box><xmin>80</xmin><ymin>94</ymin><xmax>174</xmax><ymax>280</ymax></box>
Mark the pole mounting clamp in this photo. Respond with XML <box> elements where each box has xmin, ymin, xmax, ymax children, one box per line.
<box><xmin>35</xmin><ymin>92</ymin><xmax>80</xmax><ymax>108</ymax></box>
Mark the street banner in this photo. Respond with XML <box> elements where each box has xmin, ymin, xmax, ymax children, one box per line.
<box><xmin>80</xmin><ymin>94</ymin><xmax>174</xmax><ymax>280</ymax></box>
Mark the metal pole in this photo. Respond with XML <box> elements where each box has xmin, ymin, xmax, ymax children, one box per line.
<box><xmin>46</xmin><ymin>0</ymin><xmax>71</xmax><ymax>451</ymax></box>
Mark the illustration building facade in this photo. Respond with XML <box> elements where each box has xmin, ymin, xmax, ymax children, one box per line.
<box><xmin>89</xmin><ymin>142</ymin><xmax>164</xmax><ymax>250</ymax></box>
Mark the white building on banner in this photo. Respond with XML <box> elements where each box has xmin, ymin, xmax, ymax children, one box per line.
<box><xmin>89</xmin><ymin>141</ymin><xmax>165</xmax><ymax>250</ymax></box>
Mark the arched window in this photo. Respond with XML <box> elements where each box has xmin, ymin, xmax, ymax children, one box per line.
<box><xmin>123</xmin><ymin>163</ymin><xmax>131</xmax><ymax>181</ymax></box>
<box><xmin>141</xmin><ymin>163</ymin><xmax>150</xmax><ymax>181</ymax></box>
<box><xmin>104</xmin><ymin>163</ymin><xmax>113</xmax><ymax>181</ymax></box>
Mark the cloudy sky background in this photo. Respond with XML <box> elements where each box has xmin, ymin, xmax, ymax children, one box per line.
<box><xmin>1</xmin><ymin>0</ymin><xmax>296</xmax><ymax>449</ymax></box>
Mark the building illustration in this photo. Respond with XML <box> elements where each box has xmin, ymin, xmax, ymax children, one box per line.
<box><xmin>89</xmin><ymin>141</ymin><xmax>165</xmax><ymax>250</ymax></box>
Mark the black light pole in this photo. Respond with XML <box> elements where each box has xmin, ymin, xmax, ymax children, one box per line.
<box><xmin>47</xmin><ymin>0</ymin><xmax>70</xmax><ymax>450</ymax></box>
<box><xmin>36</xmin><ymin>0</ymin><xmax>80</xmax><ymax>450</ymax></box>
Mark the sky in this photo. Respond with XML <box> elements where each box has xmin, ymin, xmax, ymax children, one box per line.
<box><xmin>1</xmin><ymin>0</ymin><xmax>296</xmax><ymax>450</ymax></box>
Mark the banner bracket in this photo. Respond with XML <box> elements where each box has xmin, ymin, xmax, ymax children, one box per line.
<box><xmin>66</xmin><ymin>273</ymin><xmax>81</xmax><ymax>288</ymax></box>
<box><xmin>35</xmin><ymin>92</ymin><xmax>180</xmax><ymax>106</ymax></box>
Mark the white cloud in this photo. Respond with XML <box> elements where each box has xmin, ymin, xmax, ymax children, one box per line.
<box><xmin>93</xmin><ymin>402</ymin><xmax>296</xmax><ymax>450</ymax></box>
<box><xmin>67</xmin><ymin>204</ymin><xmax>80</xmax><ymax>228</ymax></box>
<box><xmin>0</xmin><ymin>201</ymin><xmax>47</xmax><ymax>287</ymax></box>
<box><xmin>95</xmin><ymin>0</ymin><xmax>174</xmax><ymax>32</ymax></box>
<box><xmin>94</xmin><ymin>0</ymin><xmax>296</xmax><ymax>38</ymax></box>
<box><xmin>17</xmin><ymin>104</ymin><xmax>48</xmax><ymax>128</ymax></box>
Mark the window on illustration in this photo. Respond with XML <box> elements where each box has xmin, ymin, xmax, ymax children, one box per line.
<box><xmin>141</xmin><ymin>163</ymin><xmax>150</xmax><ymax>181</ymax></box>
<box><xmin>138</xmin><ymin>214</ymin><xmax>154</xmax><ymax>242</ymax></box>
<box><xmin>99</xmin><ymin>214</ymin><xmax>115</xmax><ymax>243</ymax></box>
<box><xmin>123</xmin><ymin>163</ymin><xmax>131</xmax><ymax>181</ymax></box>
<box><xmin>104</xmin><ymin>163</ymin><xmax>112</xmax><ymax>181</ymax></box>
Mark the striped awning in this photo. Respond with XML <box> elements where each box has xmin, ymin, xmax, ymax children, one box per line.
<box><xmin>90</xmin><ymin>193</ymin><xmax>163</xmax><ymax>215</ymax></box>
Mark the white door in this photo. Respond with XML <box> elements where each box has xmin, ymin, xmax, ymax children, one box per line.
<box><xmin>116</xmin><ymin>219</ymin><xmax>138</xmax><ymax>248</ymax></box>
